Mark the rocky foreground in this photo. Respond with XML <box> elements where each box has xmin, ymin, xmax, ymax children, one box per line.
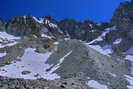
<box><xmin>0</xmin><ymin>76</ymin><xmax>89</xmax><ymax>89</ymax></box>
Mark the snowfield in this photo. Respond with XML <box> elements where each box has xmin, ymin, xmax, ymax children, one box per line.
<box><xmin>87</xmin><ymin>80</ymin><xmax>108</xmax><ymax>89</ymax></box>
<box><xmin>0</xmin><ymin>48</ymin><xmax>60</xmax><ymax>80</ymax></box>
<box><xmin>0</xmin><ymin>52</ymin><xmax>7</xmax><ymax>57</ymax></box>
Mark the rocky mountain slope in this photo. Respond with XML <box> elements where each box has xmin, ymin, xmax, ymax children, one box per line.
<box><xmin>0</xmin><ymin>1</ymin><xmax>133</xmax><ymax>89</ymax></box>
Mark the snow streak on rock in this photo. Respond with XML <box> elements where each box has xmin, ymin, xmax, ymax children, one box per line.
<box><xmin>48</xmin><ymin>50</ymin><xmax>73</xmax><ymax>74</ymax></box>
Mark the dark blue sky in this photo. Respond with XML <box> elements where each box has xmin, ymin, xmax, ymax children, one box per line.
<box><xmin>0</xmin><ymin>0</ymin><xmax>129</xmax><ymax>22</ymax></box>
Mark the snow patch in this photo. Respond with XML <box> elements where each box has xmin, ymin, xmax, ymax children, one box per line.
<box><xmin>89</xmin><ymin>45</ymin><xmax>113</xmax><ymax>56</ymax></box>
<box><xmin>87</xmin><ymin>80</ymin><xmax>108</xmax><ymax>89</ymax></box>
<box><xmin>0</xmin><ymin>48</ymin><xmax>60</xmax><ymax>80</ymax></box>
<box><xmin>89</xmin><ymin>24</ymin><xmax>93</xmax><ymax>29</ymax></box>
<box><xmin>53</xmin><ymin>42</ymin><xmax>59</xmax><ymax>45</ymax></box>
<box><xmin>0</xmin><ymin>52</ymin><xmax>6</xmax><ymax>57</ymax></box>
<box><xmin>127</xmin><ymin>86</ymin><xmax>133</xmax><ymax>89</ymax></box>
<box><xmin>113</xmin><ymin>38</ymin><xmax>122</xmax><ymax>44</ymax></box>
<box><xmin>125</xmin><ymin>55</ymin><xmax>133</xmax><ymax>62</ymax></box>
<box><xmin>41</xmin><ymin>34</ymin><xmax>52</xmax><ymax>39</ymax></box>
<box><xmin>64</xmin><ymin>38</ymin><xmax>70</xmax><ymax>41</ymax></box>
<box><xmin>125</xmin><ymin>75</ymin><xmax>133</xmax><ymax>89</ymax></box>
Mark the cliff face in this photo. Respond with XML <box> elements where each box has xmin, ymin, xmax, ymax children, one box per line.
<box><xmin>0</xmin><ymin>15</ymin><xmax>112</xmax><ymax>41</ymax></box>
<box><xmin>111</xmin><ymin>1</ymin><xmax>133</xmax><ymax>42</ymax></box>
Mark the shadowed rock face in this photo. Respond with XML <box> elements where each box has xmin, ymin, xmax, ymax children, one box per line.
<box><xmin>101</xmin><ymin>1</ymin><xmax>133</xmax><ymax>54</ymax></box>
<box><xmin>0</xmin><ymin>20</ymin><xmax>6</xmax><ymax>31</ymax></box>
<box><xmin>58</xmin><ymin>19</ymin><xmax>106</xmax><ymax>41</ymax></box>
<box><xmin>112</xmin><ymin>1</ymin><xmax>133</xmax><ymax>41</ymax></box>
<box><xmin>86</xmin><ymin>1</ymin><xmax>133</xmax><ymax>54</ymax></box>
<box><xmin>6</xmin><ymin>16</ymin><xmax>46</xmax><ymax>37</ymax></box>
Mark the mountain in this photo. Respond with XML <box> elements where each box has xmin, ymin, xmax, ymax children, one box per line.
<box><xmin>0</xmin><ymin>1</ymin><xmax>133</xmax><ymax>89</ymax></box>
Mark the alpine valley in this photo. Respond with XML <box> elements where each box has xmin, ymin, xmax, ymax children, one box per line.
<box><xmin>0</xmin><ymin>1</ymin><xmax>133</xmax><ymax>89</ymax></box>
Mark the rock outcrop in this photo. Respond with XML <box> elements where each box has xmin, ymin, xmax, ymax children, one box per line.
<box><xmin>46</xmin><ymin>39</ymin><xmax>131</xmax><ymax>89</ymax></box>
